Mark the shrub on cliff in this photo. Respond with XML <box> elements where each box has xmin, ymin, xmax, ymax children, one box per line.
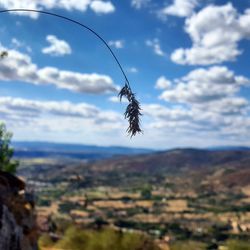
<box><xmin>0</xmin><ymin>123</ymin><xmax>19</xmax><ymax>174</ymax></box>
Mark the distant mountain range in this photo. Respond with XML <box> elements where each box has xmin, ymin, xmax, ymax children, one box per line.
<box><xmin>12</xmin><ymin>141</ymin><xmax>250</xmax><ymax>161</ymax></box>
<box><xmin>14</xmin><ymin>141</ymin><xmax>250</xmax><ymax>190</ymax></box>
<box><xmin>18</xmin><ymin>146</ymin><xmax>250</xmax><ymax>189</ymax></box>
<box><xmin>88</xmin><ymin>147</ymin><xmax>250</xmax><ymax>175</ymax></box>
<box><xmin>208</xmin><ymin>146</ymin><xmax>250</xmax><ymax>151</ymax></box>
<box><xmin>12</xmin><ymin>141</ymin><xmax>154</xmax><ymax>160</ymax></box>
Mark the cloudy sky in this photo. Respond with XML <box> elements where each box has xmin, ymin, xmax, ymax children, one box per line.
<box><xmin>0</xmin><ymin>0</ymin><xmax>250</xmax><ymax>149</ymax></box>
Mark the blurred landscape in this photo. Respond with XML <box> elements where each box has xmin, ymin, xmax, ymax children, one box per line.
<box><xmin>16</xmin><ymin>141</ymin><xmax>250</xmax><ymax>250</ymax></box>
<box><xmin>1</xmin><ymin>1</ymin><xmax>250</xmax><ymax>249</ymax></box>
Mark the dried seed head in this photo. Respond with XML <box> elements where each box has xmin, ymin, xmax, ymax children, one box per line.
<box><xmin>0</xmin><ymin>51</ymin><xmax>8</xmax><ymax>58</ymax></box>
<box><xmin>118</xmin><ymin>82</ymin><xmax>142</xmax><ymax>137</ymax></box>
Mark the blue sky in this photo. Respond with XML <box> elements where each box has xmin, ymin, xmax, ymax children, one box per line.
<box><xmin>0</xmin><ymin>0</ymin><xmax>250</xmax><ymax>149</ymax></box>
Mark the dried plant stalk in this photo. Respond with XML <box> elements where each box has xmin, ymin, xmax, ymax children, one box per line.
<box><xmin>0</xmin><ymin>51</ymin><xmax>8</xmax><ymax>58</ymax></box>
<box><xmin>0</xmin><ymin>9</ymin><xmax>143</xmax><ymax>137</ymax></box>
<box><xmin>118</xmin><ymin>83</ymin><xmax>142</xmax><ymax>137</ymax></box>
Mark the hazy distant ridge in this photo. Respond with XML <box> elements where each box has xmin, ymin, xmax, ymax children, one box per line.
<box><xmin>13</xmin><ymin>141</ymin><xmax>153</xmax><ymax>160</ymax></box>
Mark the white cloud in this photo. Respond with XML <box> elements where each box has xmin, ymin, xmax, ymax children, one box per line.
<box><xmin>141</xmin><ymin>98</ymin><xmax>250</xmax><ymax>147</ymax></box>
<box><xmin>108</xmin><ymin>40</ymin><xmax>124</xmax><ymax>49</ymax></box>
<box><xmin>42</xmin><ymin>35</ymin><xmax>72</xmax><ymax>56</ymax></box>
<box><xmin>0</xmin><ymin>96</ymin><xmax>125</xmax><ymax>144</ymax></box>
<box><xmin>0</xmin><ymin>0</ymin><xmax>115</xmax><ymax>18</ymax></box>
<box><xmin>0</xmin><ymin>97</ymin><xmax>99</xmax><ymax>118</ymax></box>
<box><xmin>108</xmin><ymin>96</ymin><xmax>128</xmax><ymax>103</ymax></box>
<box><xmin>127</xmin><ymin>67</ymin><xmax>138</xmax><ymax>73</ymax></box>
<box><xmin>155</xmin><ymin>76</ymin><xmax>171</xmax><ymax>89</ymax></box>
<box><xmin>0</xmin><ymin>97</ymin><xmax>124</xmax><ymax>127</ymax></box>
<box><xmin>153</xmin><ymin>67</ymin><xmax>250</xmax><ymax>141</ymax></box>
<box><xmin>131</xmin><ymin>0</ymin><xmax>150</xmax><ymax>9</ymax></box>
<box><xmin>160</xmin><ymin>0</ymin><xmax>198</xmax><ymax>18</ymax></box>
<box><xmin>38</xmin><ymin>67</ymin><xmax>118</xmax><ymax>94</ymax></box>
<box><xmin>1</xmin><ymin>95</ymin><xmax>250</xmax><ymax>148</ymax></box>
<box><xmin>171</xmin><ymin>3</ymin><xmax>250</xmax><ymax>65</ymax></box>
<box><xmin>171</xmin><ymin>45</ymin><xmax>241</xmax><ymax>65</ymax></box>
<box><xmin>143</xmin><ymin>104</ymin><xmax>193</xmax><ymax>123</ymax></box>
<box><xmin>0</xmin><ymin>44</ymin><xmax>119</xmax><ymax>94</ymax></box>
<box><xmin>11</xmin><ymin>38</ymin><xmax>32</xmax><ymax>53</ymax></box>
<box><xmin>199</xmin><ymin>98</ymin><xmax>249</xmax><ymax>116</ymax></box>
<box><xmin>90</xmin><ymin>1</ymin><xmax>115</xmax><ymax>14</ymax></box>
<box><xmin>11</xmin><ymin>38</ymin><xmax>22</xmax><ymax>48</ymax></box>
<box><xmin>160</xmin><ymin>66</ymin><xmax>250</xmax><ymax>104</ymax></box>
<box><xmin>146</xmin><ymin>38</ymin><xmax>165</xmax><ymax>57</ymax></box>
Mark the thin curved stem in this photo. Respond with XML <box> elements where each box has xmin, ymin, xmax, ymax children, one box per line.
<box><xmin>0</xmin><ymin>8</ymin><xmax>131</xmax><ymax>88</ymax></box>
<box><xmin>0</xmin><ymin>8</ymin><xmax>142</xmax><ymax>136</ymax></box>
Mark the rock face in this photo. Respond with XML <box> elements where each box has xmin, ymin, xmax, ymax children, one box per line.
<box><xmin>0</xmin><ymin>171</ymin><xmax>38</xmax><ymax>250</ymax></box>
<box><xmin>0</xmin><ymin>204</ymin><xmax>22</xmax><ymax>250</ymax></box>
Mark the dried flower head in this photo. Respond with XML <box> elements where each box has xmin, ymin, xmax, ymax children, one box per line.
<box><xmin>0</xmin><ymin>51</ymin><xmax>8</xmax><ymax>58</ymax></box>
<box><xmin>118</xmin><ymin>82</ymin><xmax>142</xmax><ymax>137</ymax></box>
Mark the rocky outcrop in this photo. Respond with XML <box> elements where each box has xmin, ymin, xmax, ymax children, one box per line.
<box><xmin>0</xmin><ymin>204</ymin><xmax>22</xmax><ymax>250</ymax></box>
<box><xmin>0</xmin><ymin>171</ymin><xmax>38</xmax><ymax>250</ymax></box>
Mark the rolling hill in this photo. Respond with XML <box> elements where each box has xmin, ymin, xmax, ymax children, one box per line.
<box><xmin>88</xmin><ymin>148</ymin><xmax>250</xmax><ymax>173</ymax></box>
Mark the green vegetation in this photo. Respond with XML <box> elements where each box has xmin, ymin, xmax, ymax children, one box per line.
<box><xmin>39</xmin><ymin>226</ymin><xmax>160</xmax><ymax>250</ymax></box>
<box><xmin>38</xmin><ymin>234</ymin><xmax>54</xmax><ymax>248</ymax></box>
<box><xmin>140</xmin><ymin>184</ymin><xmax>152</xmax><ymax>199</ymax></box>
<box><xmin>170</xmin><ymin>241</ymin><xmax>206</xmax><ymax>250</ymax></box>
<box><xmin>169</xmin><ymin>240</ymin><xmax>250</xmax><ymax>250</ymax></box>
<box><xmin>225</xmin><ymin>240</ymin><xmax>250</xmax><ymax>250</ymax></box>
<box><xmin>0</xmin><ymin>123</ymin><xmax>19</xmax><ymax>173</ymax></box>
<box><xmin>59</xmin><ymin>201</ymin><xmax>80</xmax><ymax>213</ymax></box>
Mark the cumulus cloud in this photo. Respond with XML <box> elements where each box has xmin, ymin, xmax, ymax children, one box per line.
<box><xmin>0</xmin><ymin>96</ymin><xmax>123</xmax><ymax>128</ymax></box>
<box><xmin>90</xmin><ymin>1</ymin><xmax>115</xmax><ymax>14</ymax></box>
<box><xmin>199</xmin><ymin>98</ymin><xmax>249</xmax><ymax>116</ymax></box>
<box><xmin>160</xmin><ymin>0</ymin><xmax>198</xmax><ymax>18</ymax></box>
<box><xmin>0</xmin><ymin>44</ymin><xmax>118</xmax><ymax>94</ymax></box>
<box><xmin>38</xmin><ymin>67</ymin><xmax>118</xmax><ymax>93</ymax></box>
<box><xmin>42</xmin><ymin>35</ymin><xmax>72</xmax><ymax>56</ymax></box>
<box><xmin>0</xmin><ymin>97</ymin><xmax>99</xmax><ymax>118</ymax></box>
<box><xmin>154</xmin><ymin>67</ymin><xmax>250</xmax><ymax>142</ymax></box>
<box><xmin>108</xmin><ymin>40</ymin><xmax>124</xmax><ymax>49</ymax></box>
<box><xmin>171</xmin><ymin>45</ymin><xmax>241</xmax><ymax>66</ymax></box>
<box><xmin>108</xmin><ymin>96</ymin><xmax>128</xmax><ymax>103</ymax></box>
<box><xmin>0</xmin><ymin>96</ymin><xmax>125</xmax><ymax>144</ymax></box>
<box><xmin>142</xmin><ymin>104</ymin><xmax>205</xmax><ymax>134</ymax></box>
<box><xmin>1</xmin><ymin>95</ymin><xmax>250</xmax><ymax>148</ymax></box>
<box><xmin>142</xmin><ymin>97</ymin><xmax>250</xmax><ymax>147</ymax></box>
<box><xmin>155</xmin><ymin>76</ymin><xmax>171</xmax><ymax>89</ymax></box>
<box><xmin>0</xmin><ymin>0</ymin><xmax>115</xmax><ymax>18</ymax></box>
<box><xmin>159</xmin><ymin>66</ymin><xmax>250</xmax><ymax>104</ymax></box>
<box><xmin>146</xmin><ymin>38</ymin><xmax>165</xmax><ymax>57</ymax></box>
<box><xmin>143</xmin><ymin>104</ymin><xmax>193</xmax><ymax>123</ymax></box>
<box><xmin>171</xmin><ymin>3</ymin><xmax>250</xmax><ymax>65</ymax></box>
<box><xmin>131</xmin><ymin>0</ymin><xmax>150</xmax><ymax>9</ymax></box>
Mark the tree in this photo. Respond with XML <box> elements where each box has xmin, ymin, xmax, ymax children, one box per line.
<box><xmin>0</xmin><ymin>123</ymin><xmax>19</xmax><ymax>174</ymax></box>
<box><xmin>141</xmin><ymin>185</ymin><xmax>152</xmax><ymax>199</ymax></box>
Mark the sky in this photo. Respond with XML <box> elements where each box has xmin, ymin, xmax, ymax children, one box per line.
<box><xmin>0</xmin><ymin>0</ymin><xmax>250</xmax><ymax>149</ymax></box>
